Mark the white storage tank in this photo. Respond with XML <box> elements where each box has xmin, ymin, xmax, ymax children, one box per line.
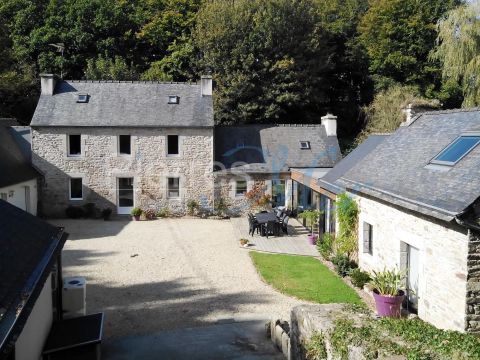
<box><xmin>62</xmin><ymin>276</ymin><xmax>86</xmax><ymax>319</ymax></box>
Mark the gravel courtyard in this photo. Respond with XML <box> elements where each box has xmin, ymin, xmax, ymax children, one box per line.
<box><xmin>54</xmin><ymin>218</ymin><xmax>304</xmax><ymax>339</ymax></box>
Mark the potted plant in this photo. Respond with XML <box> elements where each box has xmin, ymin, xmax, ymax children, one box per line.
<box><xmin>131</xmin><ymin>207</ymin><xmax>142</xmax><ymax>221</ymax></box>
<box><xmin>239</xmin><ymin>238</ymin><xmax>249</xmax><ymax>247</ymax></box>
<box><xmin>101</xmin><ymin>207</ymin><xmax>112</xmax><ymax>221</ymax></box>
<box><xmin>370</xmin><ymin>268</ymin><xmax>405</xmax><ymax>318</ymax></box>
<box><xmin>143</xmin><ymin>208</ymin><xmax>156</xmax><ymax>220</ymax></box>
<box><xmin>298</xmin><ymin>210</ymin><xmax>323</xmax><ymax>245</ymax></box>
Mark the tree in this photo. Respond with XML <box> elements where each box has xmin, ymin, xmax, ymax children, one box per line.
<box><xmin>195</xmin><ymin>0</ymin><xmax>335</xmax><ymax>125</ymax></box>
<box><xmin>355</xmin><ymin>85</ymin><xmax>440</xmax><ymax>146</ymax></box>
<box><xmin>432</xmin><ymin>1</ymin><xmax>480</xmax><ymax>107</ymax></box>
<box><xmin>358</xmin><ymin>0</ymin><xmax>460</xmax><ymax>94</ymax></box>
<box><xmin>85</xmin><ymin>55</ymin><xmax>138</xmax><ymax>80</ymax></box>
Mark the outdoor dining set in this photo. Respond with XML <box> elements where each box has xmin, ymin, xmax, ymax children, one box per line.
<box><xmin>247</xmin><ymin>208</ymin><xmax>290</xmax><ymax>238</ymax></box>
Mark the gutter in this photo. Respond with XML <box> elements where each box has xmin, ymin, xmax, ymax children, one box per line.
<box><xmin>455</xmin><ymin>214</ymin><xmax>480</xmax><ymax>232</ymax></box>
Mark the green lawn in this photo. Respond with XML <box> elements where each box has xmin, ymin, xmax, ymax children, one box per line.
<box><xmin>250</xmin><ymin>252</ymin><xmax>362</xmax><ymax>304</ymax></box>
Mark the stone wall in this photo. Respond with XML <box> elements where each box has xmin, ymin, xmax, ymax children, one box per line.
<box><xmin>354</xmin><ymin>194</ymin><xmax>470</xmax><ymax>332</ymax></box>
<box><xmin>213</xmin><ymin>173</ymin><xmax>291</xmax><ymax>216</ymax></box>
<box><xmin>32</xmin><ymin>126</ymin><xmax>214</xmax><ymax>217</ymax></box>
<box><xmin>466</xmin><ymin>230</ymin><xmax>480</xmax><ymax>333</ymax></box>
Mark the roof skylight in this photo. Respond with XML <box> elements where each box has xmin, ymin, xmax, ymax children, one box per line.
<box><xmin>168</xmin><ymin>95</ymin><xmax>180</xmax><ymax>104</ymax></box>
<box><xmin>77</xmin><ymin>94</ymin><xmax>89</xmax><ymax>103</ymax></box>
<box><xmin>431</xmin><ymin>135</ymin><xmax>480</xmax><ymax>165</ymax></box>
<box><xmin>300</xmin><ymin>141</ymin><xmax>311</xmax><ymax>150</ymax></box>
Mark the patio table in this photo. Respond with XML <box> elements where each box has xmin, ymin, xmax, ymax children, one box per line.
<box><xmin>254</xmin><ymin>212</ymin><xmax>278</xmax><ymax>224</ymax></box>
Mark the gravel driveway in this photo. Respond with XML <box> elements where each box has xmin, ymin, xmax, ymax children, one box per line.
<box><xmin>54</xmin><ymin>218</ymin><xmax>303</xmax><ymax>339</ymax></box>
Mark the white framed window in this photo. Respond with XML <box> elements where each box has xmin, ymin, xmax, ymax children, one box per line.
<box><xmin>363</xmin><ymin>222</ymin><xmax>373</xmax><ymax>255</ymax></box>
<box><xmin>68</xmin><ymin>135</ymin><xmax>82</xmax><ymax>157</ymax></box>
<box><xmin>167</xmin><ymin>177</ymin><xmax>180</xmax><ymax>198</ymax></box>
<box><xmin>168</xmin><ymin>95</ymin><xmax>180</xmax><ymax>104</ymax></box>
<box><xmin>118</xmin><ymin>135</ymin><xmax>131</xmax><ymax>155</ymax></box>
<box><xmin>235</xmin><ymin>180</ymin><xmax>248</xmax><ymax>196</ymax></box>
<box><xmin>77</xmin><ymin>94</ymin><xmax>89</xmax><ymax>103</ymax></box>
<box><xmin>300</xmin><ymin>141</ymin><xmax>311</xmax><ymax>150</ymax></box>
<box><xmin>167</xmin><ymin>135</ymin><xmax>179</xmax><ymax>156</ymax></box>
<box><xmin>69</xmin><ymin>178</ymin><xmax>83</xmax><ymax>200</ymax></box>
<box><xmin>0</xmin><ymin>193</ymin><xmax>7</xmax><ymax>201</ymax></box>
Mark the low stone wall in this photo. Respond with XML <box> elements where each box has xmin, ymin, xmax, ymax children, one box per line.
<box><xmin>466</xmin><ymin>230</ymin><xmax>480</xmax><ymax>333</ymax></box>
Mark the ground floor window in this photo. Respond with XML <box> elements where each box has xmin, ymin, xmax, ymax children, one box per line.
<box><xmin>272</xmin><ymin>179</ymin><xmax>286</xmax><ymax>207</ymax></box>
<box><xmin>69</xmin><ymin>178</ymin><xmax>83</xmax><ymax>200</ymax></box>
<box><xmin>362</xmin><ymin>222</ymin><xmax>373</xmax><ymax>254</ymax></box>
<box><xmin>235</xmin><ymin>180</ymin><xmax>247</xmax><ymax>196</ymax></box>
<box><xmin>168</xmin><ymin>177</ymin><xmax>180</xmax><ymax>198</ymax></box>
<box><xmin>118</xmin><ymin>177</ymin><xmax>134</xmax><ymax>214</ymax></box>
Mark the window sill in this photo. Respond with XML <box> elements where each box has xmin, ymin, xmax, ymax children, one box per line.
<box><xmin>65</xmin><ymin>155</ymin><xmax>84</xmax><ymax>160</ymax></box>
<box><xmin>69</xmin><ymin>198</ymin><xmax>83</xmax><ymax>201</ymax></box>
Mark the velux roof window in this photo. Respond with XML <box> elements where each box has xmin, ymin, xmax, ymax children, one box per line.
<box><xmin>168</xmin><ymin>95</ymin><xmax>180</xmax><ymax>104</ymax></box>
<box><xmin>300</xmin><ymin>141</ymin><xmax>311</xmax><ymax>150</ymax></box>
<box><xmin>77</xmin><ymin>94</ymin><xmax>89</xmax><ymax>103</ymax></box>
<box><xmin>431</xmin><ymin>135</ymin><xmax>480</xmax><ymax>165</ymax></box>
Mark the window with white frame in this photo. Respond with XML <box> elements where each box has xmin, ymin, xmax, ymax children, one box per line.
<box><xmin>69</xmin><ymin>178</ymin><xmax>83</xmax><ymax>200</ymax></box>
<box><xmin>235</xmin><ymin>180</ymin><xmax>248</xmax><ymax>196</ymax></box>
<box><xmin>0</xmin><ymin>193</ymin><xmax>7</xmax><ymax>201</ymax></box>
<box><xmin>363</xmin><ymin>222</ymin><xmax>373</xmax><ymax>254</ymax></box>
<box><xmin>167</xmin><ymin>135</ymin><xmax>179</xmax><ymax>155</ymax></box>
<box><xmin>167</xmin><ymin>177</ymin><xmax>180</xmax><ymax>198</ymax></box>
<box><xmin>118</xmin><ymin>135</ymin><xmax>131</xmax><ymax>155</ymax></box>
<box><xmin>68</xmin><ymin>135</ymin><xmax>81</xmax><ymax>156</ymax></box>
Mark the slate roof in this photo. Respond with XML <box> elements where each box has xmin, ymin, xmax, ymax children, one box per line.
<box><xmin>319</xmin><ymin>135</ymin><xmax>389</xmax><ymax>195</ymax></box>
<box><xmin>0</xmin><ymin>124</ymin><xmax>40</xmax><ymax>188</ymax></box>
<box><xmin>0</xmin><ymin>200</ymin><xmax>68</xmax><ymax>354</ymax></box>
<box><xmin>31</xmin><ymin>80</ymin><xmax>214</xmax><ymax>128</ymax></box>
<box><xmin>338</xmin><ymin>108</ymin><xmax>480</xmax><ymax>222</ymax></box>
<box><xmin>215</xmin><ymin>124</ymin><xmax>341</xmax><ymax>173</ymax></box>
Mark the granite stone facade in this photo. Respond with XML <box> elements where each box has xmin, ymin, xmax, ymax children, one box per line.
<box><xmin>32</xmin><ymin>126</ymin><xmax>214</xmax><ymax>217</ymax></box>
<box><xmin>466</xmin><ymin>230</ymin><xmax>480</xmax><ymax>333</ymax></box>
<box><xmin>354</xmin><ymin>194</ymin><xmax>474</xmax><ymax>332</ymax></box>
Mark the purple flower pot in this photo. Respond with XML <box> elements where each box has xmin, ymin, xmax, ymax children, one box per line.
<box><xmin>132</xmin><ymin>215</ymin><xmax>141</xmax><ymax>221</ymax></box>
<box><xmin>373</xmin><ymin>290</ymin><xmax>405</xmax><ymax>318</ymax></box>
<box><xmin>307</xmin><ymin>234</ymin><xmax>318</xmax><ymax>245</ymax></box>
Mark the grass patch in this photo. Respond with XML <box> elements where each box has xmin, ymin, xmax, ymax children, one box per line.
<box><xmin>250</xmin><ymin>252</ymin><xmax>361</xmax><ymax>304</ymax></box>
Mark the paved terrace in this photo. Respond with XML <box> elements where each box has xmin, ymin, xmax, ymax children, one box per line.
<box><xmin>230</xmin><ymin>217</ymin><xmax>319</xmax><ymax>257</ymax></box>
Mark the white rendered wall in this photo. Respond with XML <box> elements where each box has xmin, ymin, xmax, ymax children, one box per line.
<box><xmin>15</xmin><ymin>274</ymin><xmax>53</xmax><ymax>360</ymax></box>
<box><xmin>0</xmin><ymin>179</ymin><xmax>37</xmax><ymax>215</ymax></box>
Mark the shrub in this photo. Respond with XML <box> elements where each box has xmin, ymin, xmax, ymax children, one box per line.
<box><xmin>186</xmin><ymin>199</ymin><xmax>199</xmax><ymax>215</ymax></box>
<box><xmin>332</xmin><ymin>253</ymin><xmax>357</xmax><ymax>277</ymax></box>
<box><xmin>131</xmin><ymin>207</ymin><xmax>142</xmax><ymax>217</ymax></box>
<box><xmin>348</xmin><ymin>268</ymin><xmax>371</xmax><ymax>289</ymax></box>
<box><xmin>335</xmin><ymin>193</ymin><xmax>359</xmax><ymax>257</ymax></box>
<box><xmin>101</xmin><ymin>208</ymin><xmax>112</xmax><ymax>220</ymax></box>
<box><xmin>65</xmin><ymin>205</ymin><xmax>85</xmax><ymax>219</ymax></box>
<box><xmin>215</xmin><ymin>197</ymin><xmax>229</xmax><ymax>216</ymax></box>
<box><xmin>82</xmin><ymin>203</ymin><xmax>97</xmax><ymax>218</ymax></box>
<box><xmin>143</xmin><ymin>208</ymin><xmax>156</xmax><ymax>220</ymax></box>
<box><xmin>317</xmin><ymin>233</ymin><xmax>334</xmax><ymax>260</ymax></box>
<box><xmin>156</xmin><ymin>208</ymin><xmax>170</xmax><ymax>218</ymax></box>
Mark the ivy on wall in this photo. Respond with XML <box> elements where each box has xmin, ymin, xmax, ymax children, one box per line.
<box><xmin>335</xmin><ymin>193</ymin><xmax>359</xmax><ymax>258</ymax></box>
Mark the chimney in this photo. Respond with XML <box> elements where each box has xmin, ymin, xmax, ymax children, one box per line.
<box><xmin>401</xmin><ymin>104</ymin><xmax>414</xmax><ymax>126</ymax></box>
<box><xmin>200</xmin><ymin>75</ymin><xmax>213</xmax><ymax>96</ymax></box>
<box><xmin>321</xmin><ymin>113</ymin><xmax>337</xmax><ymax>137</ymax></box>
<box><xmin>40</xmin><ymin>74</ymin><xmax>57</xmax><ymax>95</ymax></box>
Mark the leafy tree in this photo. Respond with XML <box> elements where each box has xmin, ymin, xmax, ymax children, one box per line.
<box><xmin>195</xmin><ymin>0</ymin><xmax>335</xmax><ymax>125</ymax></box>
<box><xmin>355</xmin><ymin>85</ymin><xmax>440</xmax><ymax>145</ymax></box>
<box><xmin>85</xmin><ymin>55</ymin><xmax>138</xmax><ymax>80</ymax></box>
<box><xmin>432</xmin><ymin>1</ymin><xmax>480</xmax><ymax>107</ymax></box>
<box><xmin>358</xmin><ymin>0</ymin><xmax>460</xmax><ymax>94</ymax></box>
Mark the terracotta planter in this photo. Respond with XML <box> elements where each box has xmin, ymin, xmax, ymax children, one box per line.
<box><xmin>373</xmin><ymin>290</ymin><xmax>405</xmax><ymax>318</ymax></box>
<box><xmin>132</xmin><ymin>215</ymin><xmax>141</xmax><ymax>221</ymax></box>
<box><xmin>307</xmin><ymin>234</ymin><xmax>318</xmax><ymax>245</ymax></box>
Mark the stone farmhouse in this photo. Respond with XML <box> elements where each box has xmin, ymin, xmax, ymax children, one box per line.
<box><xmin>31</xmin><ymin>74</ymin><xmax>215</xmax><ymax>217</ymax></box>
<box><xmin>335</xmin><ymin>109</ymin><xmax>480</xmax><ymax>333</ymax></box>
<box><xmin>214</xmin><ymin>121</ymin><xmax>341</xmax><ymax>214</ymax></box>
<box><xmin>30</xmin><ymin>74</ymin><xmax>341</xmax><ymax>217</ymax></box>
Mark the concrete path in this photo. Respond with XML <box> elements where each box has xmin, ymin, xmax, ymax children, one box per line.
<box><xmin>102</xmin><ymin>320</ymin><xmax>283</xmax><ymax>360</ymax></box>
<box><xmin>54</xmin><ymin>218</ymin><xmax>304</xmax><ymax>342</ymax></box>
<box><xmin>230</xmin><ymin>217</ymin><xmax>319</xmax><ymax>257</ymax></box>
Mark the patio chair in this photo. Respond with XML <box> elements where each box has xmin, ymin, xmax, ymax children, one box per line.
<box><xmin>262</xmin><ymin>221</ymin><xmax>276</xmax><ymax>238</ymax></box>
<box><xmin>281</xmin><ymin>216</ymin><xmax>289</xmax><ymax>235</ymax></box>
<box><xmin>275</xmin><ymin>209</ymin><xmax>283</xmax><ymax>218</ymax></box>
<box><xmin>248</xmin><ymin>216</ymin><xmax>260</xmax><ymax>236</ymax></box>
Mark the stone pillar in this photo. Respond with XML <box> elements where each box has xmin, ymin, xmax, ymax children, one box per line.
<box><xmin>466</xmin><ymin>230</ymin><xmax>480</xmax><ymax>333</ymax></box>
